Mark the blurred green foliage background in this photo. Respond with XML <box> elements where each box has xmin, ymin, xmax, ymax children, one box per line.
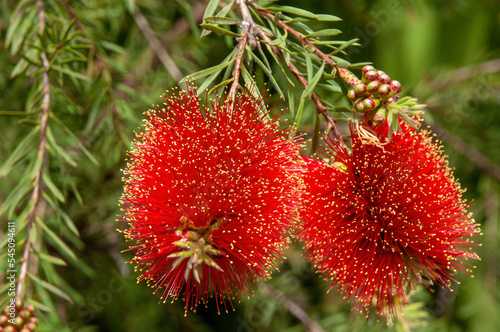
<box><xmin>1</xmin><ymin>0</ymin><xmax>499</xmax><ymax>331</ymax></box>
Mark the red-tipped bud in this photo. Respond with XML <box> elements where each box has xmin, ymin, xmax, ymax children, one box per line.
<box><xmin>389</xmin><ymin>80</ymin><xmax>402</xmax><ymax>93</ymax></box>
<box><xmin>378</xmin><ymin>84</ymin><xmax>391</xmax><ymax>96</ymax></box>
<box><xmin>4</xmin><ymin>325</ymin><xmax>15</xmax><ymax>332</ymax></box>
<box><xmin>373</xmin><ymin>106</ymin><xmax>387</xmax><ymax>124</ymax></box>
<box><xmin>347</xmin><ymin>89</ymin><xmax>357</xmax><ymax>102</ymax></box>
<box><xmin>378</xmin><ymin>73</ymin><xmax>391</xmax><ymax>84</ymax></box>
<box><xmin>364</xmin><ymin>70</ymin><xmax>378</xmax><ymax>82</ymax></box>
<box><xmin>19</xmin><ymin>310</ymin><xmax>31</xmax><ymax>320</ymax></box>
<box><xmin>361</xmin><ymin>65</ymin><xmax>375</xmax><ymax>75</ymax></box>
<box><xmin>14</xmin><ymin>316</ymin><xmax>24</xmax><ymax>328</ymax></box>
<box><xmin>366</xmin><ymin>80</ymin><xmax>380</xmax><ymax>94</ymax></box>
<box><xmin>363</xmin><ymin>98</ymin><xmax>377</xmax><ymax>111</ymax></box>
<box><xmin>355</xmin><ymin>100</ymin><xmax>365</xmax><ymax>112</ymax></box>
<box><xmin>354</xmin><ymin>83</ymin><xmax>367</xmax><ymax>96</ymax></box>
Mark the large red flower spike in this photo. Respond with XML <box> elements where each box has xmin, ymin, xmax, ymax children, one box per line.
<box><xmin>298</xmin><ymin>121</ymin><xmax>481</xmax><ymax>318</ymax></box>
<box><xmin>119</xmin><ymin>85</ymin><xmax>304</xmax><ymax>314</ymax></box>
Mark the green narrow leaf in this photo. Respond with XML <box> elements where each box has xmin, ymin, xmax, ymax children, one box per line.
<box><xmin>268</xmin><ymin>6</ymin><xmax>318</xmax><ymax>19</ymax></box>
<box><xmin>6</xmin><ymin>9</ymin><xmax>37</xmax><ymax>54</ymax></box>
<box><xmin>262</xmin><ymin>43</ymin><xmax>295</xmax><ymax>87</ymax></box>
<box><xmin>98</xmin><ymin>40</ymin><xmax>126</xmax><ymax>54</ymax></box>
<box><xmin>49</xmin><ymin>113</ymin><xmax>99</xmax><ymax>166</ymax></box>
<box><xmin>60</xmin><ymin>210</ymin><xmax>80</xmax><ymax>237</ymax></box>
<box><xmin>60</xmin><ymin>20</ymin><xmax>76</xmax><ymax>42</ymax></box>
<box><xmin>36</xmin><ymin>251</ymin><xmax>67</xmax><ymax>266</ymax></box>
<box><xmin>331</xmin><ymin>55</ymin><xmax>351</xmax><ymax>68</ymax></box>
<box><xmin>46</xmin><ymin>128</ymin><xmax>77</xmax><ymax>167</ymax></box>
<box><xmin>316</xmin><ymin>14</ymin><xmax>342</xmax><ymax>22</ymax></box>
<box><xmin>204</xmin><ymin>16</ymin><xmax>240</xmax><ymax>25</ymax></box>
<box><xmin>66</xmin><ymin>175</ymin><xmax>83</xmax><ymax>206</ymax></box>
<box><xmin>0</xmin><ymin>176</ymin><xmax>33</xmax><ymax>220</ymax></box>
<box><xmin>246</xmin><ymin>46</ymin><xmax>284</xmax><ymax>99</ymax></box>
<box><xmin>306</xmin><ymin>29</ymin><xmax>342</xmax><ymax>39</ymax></box>
<box><xmin>304</xmin><ymin>50</ymin><xmax>313</xmax><ymax>82</ymax></box>
<box><xmin>41</xmin><ymin>171</ymin><xmax>65</xmax><ymax>203</ymax></box>
<box><xmin>36</xmin><ymin>217</ymin><xmax>78</xmax><ymax>263</ymax></box>
<box><xmin>330</xmin><ymin>38</ymin><xmax>360</xmax><ymax>55</ymax></box>
<box><xmin>200</xmin><ymin>0</ymin><xmax>221</xmax><ymax>37</ymax></box>
<box><xmin>28</xmin><ymin>273</ymin><xmax>73</xmax><ymax>303</ymax></box>
<box><xmin>293</xmin><ymin>98</ymin><xmax>306</xmax><ymax>134</ymax></box>
<box><xmin>0</xmin><ymin>127</ymin><xmax>38</xmax><ymax>176</ymax></box>
<box><xmin>0</xmin><ymin>110</ymin><xmax>37</xmax><ymax>116</ymax></box>
<box><xmin>203</xmin><ymin>0</ymin><xmax>220</xmax><ymax>19</ymax></box>
<box><xmin>208</xmin><ymin>78</ymin><xmax>234</xmax><ymax>95</ymax></box>
<box><xmin>182</xmin><ymin>58</ymin><xmax>235</xmax><ymax>83</ymax></box>
<box><xmin>310</xmin><ymin>113</ymin><xmax>321</xmax><ymax>155</ymax></box>
<box><xmin>301</xmin><ymin>62</ymin><xmax>325</xmax><ymax>100</ymax></box>
<box><xmin>10</xmin><ymin>59</ymin><xmax>30</xmax><ymax>79</ymax></box>
<box><xmin>50</xmin><ymin>65</ymin><xmax>89</xmax><ymax>81</ymax></box>
<box><xmin>287</xmin><ymin>88</ymin><xmax>295</xmax><ymax>118</ymax></box>
<box><xmin>199</xmin><ymin>24</ymin><xmax>241</xmax><ymax>38</ymax></box>
<box><xmin>269</xmin><ymin>29</ymin><xmax>288</xmax><ymax>46</ymax></box>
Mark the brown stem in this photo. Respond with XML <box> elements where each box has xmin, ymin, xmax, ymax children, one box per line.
<box><xmin>259</xmin><ymin>283</ymin><xmax>325</xmax><ymax>332</ymax></box>
<box><xmin>249</xmin><ymin>2</ymin><xmax>361</xmax><ymax>87</ymax></box>
<box><xmin>429</xmin><ymin>58</ymin><xmax>500</xmax><ymax>92</ymax></box>
<box><xmin>228</xmin><ymin>0</ymin><xmax>255</xmax><ymax>102</ymax></box>
<box><xmin>17</xmin><ymin>0</ymin><xmax>51</xmax><ymax>299</ymax></box>
<box><xmin>132</xmin><ymin>8</ymin><xmax>183</xmax><ymax>82</ymax></box>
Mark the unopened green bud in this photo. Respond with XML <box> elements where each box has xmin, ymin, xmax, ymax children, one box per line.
<box><xmin>354</xmin><ymin>83</ymin><xmax>367</xmax><ymax>96</ymax></box>
<box><xmin>373</xmin><ymin>107</ymin><xmax>387</xmax><ymax>124</ymax></box>
<box><xmin>355</xmin><ymin>100</ymin><xmax>365</xmax><ymax>112</ymax></box>
<box><xmin>347</xmin><ymin>89</ymin><xmax>357</xmax><ymax>102</ymax></box>
<box><xmin>366</xmin><ymin>80</ymin><xmax>380</xmax><ymax>94</ymax></box>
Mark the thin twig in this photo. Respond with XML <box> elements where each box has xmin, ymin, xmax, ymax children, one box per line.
<box><xmin>17</xmin><ymin>0</ymin><xmax>51</xmax><ymax>299</ymax></box>
<box><xmin>259</xmin><ymin>283</ymin><xmax>325</xmax><ymax>332</ymax></box>
<box><xmin>430</xmin><ymin>58</ymin><xmax>500</xmax><ymax>92</ymax></box>
<box><xmin>249</xmin><ymin>2</ymin><xmax>361</xmax><ymax>87</ymax></box>
<box><xmin>132</xmin><ymin>8</ymin><xmax>183</xmax><ymax>82</ymax></box>
<box><xmin>228</xmin><ymin>0</ymin><xmax>255</xmax><ymax>102</ymax></box>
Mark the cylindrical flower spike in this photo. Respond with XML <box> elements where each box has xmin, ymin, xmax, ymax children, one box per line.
<box><xmin>119</xmin><ymin>84</ymin><xmax>304</xmax><ymax>314</ymax></box>
<box><xmin>298</xmin><ymin>121</ymin><xmax>480</xmax><ymax>319</ymax></box>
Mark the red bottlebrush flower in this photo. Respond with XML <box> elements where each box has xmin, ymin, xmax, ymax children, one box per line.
<box><xmin>119</xmin><ymin>85</ymin><xmax>303</xmax><ymax>314</ymax></box>
<box><xmin>298</xmin><ymin>122</ymin><xmax>480</xmax><ymax>318</ymax></box>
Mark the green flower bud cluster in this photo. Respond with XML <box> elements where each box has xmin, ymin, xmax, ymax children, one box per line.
<box><xmin>0</xmin><ymin>299</ymin><xmax>38</xmax><ymax>332</ymax></box>
<box><xmin>347</xmin><ymin>65</ymin><xmax>403</xmax><ymax>124</ymax></box>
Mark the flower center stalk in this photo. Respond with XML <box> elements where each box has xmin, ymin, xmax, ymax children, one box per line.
<box><xmin>168</xmin><ymin>217</ymin><xmax>225</xmax><ymax>283</ymax></box>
